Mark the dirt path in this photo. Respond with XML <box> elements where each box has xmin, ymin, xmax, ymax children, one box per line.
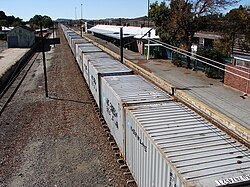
<box><xmin>0</xmin><ymin>27</ymin><xmax>136</xmax><ymax>187</ymax></box>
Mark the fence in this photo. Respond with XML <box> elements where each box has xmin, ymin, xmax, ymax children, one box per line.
<box><xmin>161</xmin><ymin>47</ymin><xmax>225</xmax><ymax>79</ymax></box>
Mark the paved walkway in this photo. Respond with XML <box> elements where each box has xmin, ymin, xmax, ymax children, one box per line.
<box><xmin>141</xmin><ymin>59</ymin><xmax>250</xmax><ymax>129</ymax></box>
<box><xmin>83</xmin><ymin>33</ymin><xmax>250</xmax><ymax>130</ymax></box>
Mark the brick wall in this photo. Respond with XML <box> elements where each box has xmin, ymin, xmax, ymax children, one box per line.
<box><xmin>224</xmin><ymin>64</ymin><xmax>250</xmax><ymax>94</ymax></box>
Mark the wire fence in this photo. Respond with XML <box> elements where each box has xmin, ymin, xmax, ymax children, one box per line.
<box><xmin>148</xmin><ymin>38</ymin><xmax>250</xmax><ymax>93</ymax></box>
<box><xmin>149</xmin><ymin>38</ymin><xmax>250</xmax><ymax>79</ymax></box>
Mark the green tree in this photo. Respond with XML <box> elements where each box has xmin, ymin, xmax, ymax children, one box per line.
<box><xmin>198</xmin><ymin>14</ymin><xmax>224</xmax><ymax>32</ymax></box>
<box><xmin>12</xmin><ymin>17</ymin><xmax>23</xmax><ymax>27</ymax></box>
<box><xmin>42</xmin><ymin>16</ymin><xmax>53</xmax><ymax>28</ymax></box>
<box><xmin>149</xmin><ymin>0</ymin><xmax>239</xmax><ymax>68</ymax></box>
<box><xmin>0</xmin><ymin>11</ymin><xmax>7</xmax><ymax>20</ymax></box>
<box><xmin>0</xmin><ymin>10</ymin><xmax>24</xmax><ymax>27</ymax></box>
<box><xmin>29</xmin><ymin>15</ymin><xmax>53</xmax><ymax>29</ymax></box>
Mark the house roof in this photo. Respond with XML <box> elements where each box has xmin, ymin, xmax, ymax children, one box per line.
<box><xmin>234</xmin><ymin>54</ymin><xmax>250</xmax><ymax>62</ymax></box>
<box><xmin>18</xmin><ymin>25</ymin><xmax>34</xmax><ymax>32</ymax></box>
<box><xmin>194</xmin><ymin>32</ymin><xmax>222</xmax><ymax>40</ymax></box>
<box><xmin>0</xmin><ymin>26</ymin><xmax>14</xmax><ymax>31</ymax></box>
<box><xmin>7</xmin><ymin>25</ymin><xmax>34</xmax><ymax>33</ymax></box>
<box><xmin>88</xmin><ymin>25</ymin><xmax>159</xmax><ymax>40</ymax></box>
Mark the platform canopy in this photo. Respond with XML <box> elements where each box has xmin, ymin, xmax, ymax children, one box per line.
<box><xmin>88</xmin><ymin>25</ymin><xmax>159</xmax><ymax>40</ymax></box>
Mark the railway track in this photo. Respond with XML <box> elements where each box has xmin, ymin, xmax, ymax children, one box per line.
<box><xmin>0</xmin><ymin>52</ymin><xmax>39</xmax><ymax>115</ymax></box>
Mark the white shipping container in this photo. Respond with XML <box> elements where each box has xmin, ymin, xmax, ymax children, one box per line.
<box><xmin>69</xmin><ymin>35</ymin><xmax>81</xmax><ymax>51</ymax></box>
<box><xmin>71</xmin><ymin>38</ymin><xmax>88</xmax><ymax>56</ymax></box>
<box><xmin>79</xmin><ymin>47</ymin><xmax>103</xmax><ymax>83</ymax></box>
<box><xmin>82</xmin><ymin>51</ymin><xmax>111</xmax><ymax>70</ymax></box>
<box><xmin>75</xmin><ymin>43</ymin><xmax>94</xmax><ymax>69</ymax></box>
<box><xmin>125</xmin><ymin>102</ymin><xmax>250</xmax><ymax>187</ymax></box>
<box><xmin>66</xmin><ymin>32</ymin><xmax>78</xmax><ymax>43</ymax></box>
<box><xmin>88</xmin><ymin>58</ymin><xmax>132</xmax><ymax>107</ymax></box>
<box><xmin>100</xmin><ymin>75</ymin><xmax>171</xmax><ymax>156</ymax></box>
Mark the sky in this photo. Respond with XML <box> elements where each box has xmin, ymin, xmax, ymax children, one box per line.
<box><xmin>1</xmin><ymin>0</ymin><xmax>250</xmax><ymax>21</ymax></box>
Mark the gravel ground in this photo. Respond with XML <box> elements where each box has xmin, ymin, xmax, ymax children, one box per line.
<box><xmin>0</xmin><ymin>27</ymin><xmax>136</xmax><ymax>187</ymax></box>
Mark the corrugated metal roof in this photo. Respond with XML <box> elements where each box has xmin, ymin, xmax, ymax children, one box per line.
<box><xmin>79</xmin><ymin>45</ymin><xmax>102</xmax><ymax>53</ymax></box>
<box><xmin>83</xmin><ymin>52</ymin><xmax>111</xmax><ymax>61</ymax></box>
<box><xmin>102</xmin><ymin>75</ymin><xmax>171</xmax><ymax>103</ymax></box>
<box><xmin>90</xmin><ymin>58</ymin><xmax>132</xmax><ymax>74</ymax></box>
<box><xmin>127</xmin><ymin>102</ymin><xmax>250</xmax><ymax>186</ymax></box>
<box><xmin>234</xmin><ymin>55</ymin><xmax>250</xmax><ymax>62</ymax></box>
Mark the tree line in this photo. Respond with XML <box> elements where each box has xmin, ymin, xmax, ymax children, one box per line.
<box><xmin>0</xmin><ymin>11</ymin><xmax>23</xmax><ymax>27</ymax></box>
<box><xmin>0</xmin><ymin>11</ymin><xmax>53</xmax><ymax>29</ymax></box>
<box><xmin>149</xmin><ymin>0</ymin><xmax>250</xmax><ymax>67</ymax></box>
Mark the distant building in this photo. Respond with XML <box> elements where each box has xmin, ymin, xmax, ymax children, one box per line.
<box><xmin>224</xmin><ymin>55</ymin><xmax>250</xmax><ymax>94</ymax></box>
<box><xmin>88</xmin><ymin>25</ymin><xmax>159</xmax><ymax>54</ymax></box>
<box><xmin>192</xmin><ymin>31</ymin><xmax>223</xmax><ymax>52</ymax></box>
<box><xmin>7</xmin><ymin>26</ymin><xmax>35</xmax><ymax>48</ymax></box>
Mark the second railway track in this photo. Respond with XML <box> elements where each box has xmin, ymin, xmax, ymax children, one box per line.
<box><xmin>0</xmin><ymin>52</ymin><xmax>39</xmax><ymax>115</ymax></box>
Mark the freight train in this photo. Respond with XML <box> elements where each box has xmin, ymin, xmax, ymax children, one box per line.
<box><xmin>60</xmin><ymin>24</ymin><xmax>250</xmax><ymax>187</ymax></box>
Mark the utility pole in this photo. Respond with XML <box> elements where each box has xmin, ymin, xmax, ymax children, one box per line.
<box><xmin>147</xmin><ymin>31</ymin><xmax>151</xmax><ymax>60</ymax></box>
<box><xmin>81</xmin><ymin>3</ymin><xmax>83</xmax><ymax>36</ymax></box>
<box><xmin>120</xmin><ymin>27</ymin><xmax>123</xmax><ymax>64</ymax></box>
<box><xmin>52</xmin><ymin>22</ymin><xmax>55</xmax><ymax>47</ymax></box>
<box><xmin>75</xmin><ymin>7</ymin><xmax>77</xmax><ymax>27</ymax></box>
<box><xmin>40</xmin><ymin>23</ymin><xmax>48</xmax><ymax>98</ymax></box>
<box><xmin>148</xmin><ymin>0</ymin><xmax>150</xmax><ymax>27</ymax></box>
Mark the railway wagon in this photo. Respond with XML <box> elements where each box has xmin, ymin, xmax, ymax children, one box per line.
<box><xmin>100</xmin><ymin>75</ymin><xmax>172</xmax><ymax>157</ymax></box>
<box><xmin>71</xmin><ymin>38</ymin><xmax>88</xmax><ymax>57</ymax></box>
<box><xmin>81</xmin><ymin>51</ymin><xmax>111</xmax><ymax>71</ymax></box>
<box><xmin>65</xmin><ymin>31</ymin><xmax>79</xmax><ymax>43</ymax></box>
<box><xmin>68</xmin><ymin>35</ymin><xmax>81</xmax><ymax>52</ymax></box>
<box><xmin>75</xmin><ymin>43</ymin><xmax>96</xmax><ymax>69</ymax></box>
<box><xmin>88</xmin><ymin>58</ymin><xmax>133</xmax><ymax>107</ymax></box>
<box><xmin>60</xmin><ymin>24</ymin><xmax>250</xmax><ymax>187</ymax></box>
<box><xmin>76</xmin><ymin>45</ymin><xmax>102</xmax><ymax>82</ymax></box>
<box><xmin>125</xmin><ymin>102</ymin><xmax>250</xmax><ymax>187</ymax></box>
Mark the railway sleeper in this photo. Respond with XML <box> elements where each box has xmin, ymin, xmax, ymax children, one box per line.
<box><xmin>117</xmin><ymin>159</ymin><xmax>125</xmax><ymax>164</ymax></box>
<box><xmin>123</xmin><ymin>172</ymin><xmax>131</xmax><ymax>175</ymax></box>
<box><xmin>120</xmin><ymin>164</ymin><xmax>128</xmax><ymax>169</ymax></box>
<box><xmin>127</xmin><ymin>180</ymin><xmax>135</xmax><ymax>185</ymax></box>
<box><xmin>112</xmin><ymin>146</ymin><xmax>119</xmax><ymax>151</ymax></box>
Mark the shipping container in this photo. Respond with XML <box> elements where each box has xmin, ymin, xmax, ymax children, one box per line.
<box><xmin>68</xmin><ymin>35</ymin><xmax>81</xmax><ymax>51</ymax></box>
<box><xmin>75</xmin><ymin>43</ymin><xmax>94</xmax><ymax>69</ymax></box>
<box><xmin>82</xmin><ymin>51</ymin><xmax>111</xmax><ymax>70</ymax></box>
<box><xmin>79</xmin><ymin>46</ymin><xmax>103</xmax><ymax>83</ymax></box>
<box><xmin>88</xmin><ymin>58</ymin><xmax>133</xmax><ymax>107</ymax></box>
<box><xmin>65</xmin><ymin>32</ymin><xmax>78</xmax><ymax>43</ymax></box>
<box><xmin>71</xmin><ymin>38</ymin><xmax>88</xmax><ymax>56</ymax></box>
<box><xmin>125</xmin><ymin>102</ymin><xmax>250</xmax><ymax>187</ymax></box>
<box><xmin>100</xmin><ymin>75</ymin><xmax>171</xmax><ymax>156</ymax></box>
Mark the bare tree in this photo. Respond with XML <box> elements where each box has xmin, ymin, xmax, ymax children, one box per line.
<box><xmin>150</xmin><ymin>0</ymin><xmax>240</xmax><ymax>68</ymax></box>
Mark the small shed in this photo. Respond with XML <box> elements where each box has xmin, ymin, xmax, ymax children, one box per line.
<box><xmin>7</xmin><ymin>26</ymin><xmax>35</xmax><ymax>48</ymax></box>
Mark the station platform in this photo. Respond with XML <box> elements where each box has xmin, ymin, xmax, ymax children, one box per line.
<box><xmin>0</xmin><ymin>48</ymin><xmax>30</xmax><ymax>80</ymax></box>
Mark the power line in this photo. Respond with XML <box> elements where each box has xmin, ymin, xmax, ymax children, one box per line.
<box><xmin>149</xmin><ymin>39</ymin><xmax>250</xmax><ymax>82</ymax></box>
<box><xmin>150</xmin><ymin>38</ymin><xmax>250</xmax><ymax>76</ymax></box>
